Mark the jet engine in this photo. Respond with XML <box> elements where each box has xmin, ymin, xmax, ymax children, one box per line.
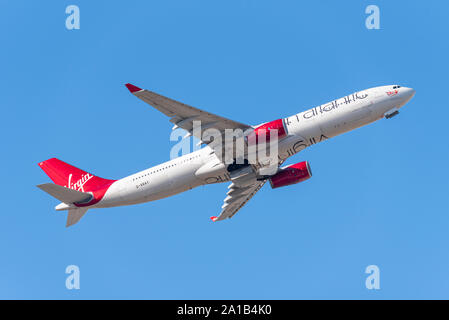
<box><xmin>269</xmin><ymin>161</ymin><xmax>312</xmax><ymax>189</ymax></box>
<box><xmin>247</xmin><ymin>119</ymin><xmax>287</xmax><ymax>144</ymax></box>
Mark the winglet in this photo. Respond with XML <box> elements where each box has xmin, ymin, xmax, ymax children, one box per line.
<box><xmin>210</xmin><ymin>216</ymin><xmax>218</xmax><ymax>222</ymax></box>
<box><xmin>125</xmin><ymin>83</ymin><xmax>143</xmax><ymax>93</ymax></box>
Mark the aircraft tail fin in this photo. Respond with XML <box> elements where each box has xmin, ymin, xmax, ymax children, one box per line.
<box><xmin>37</xmin><ymin>158</ymin><xmax>115</xmax><ymax>193</ymax></box>
<box><xmin>37</xmin><ymin>158</ymin><xmax>115</xmax><ymax>228</ymax></box>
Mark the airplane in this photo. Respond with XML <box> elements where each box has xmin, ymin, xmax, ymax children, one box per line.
<box><xmin>37</xmin><ymin>84</ymin><xmax>415</xmax><ymax>227</ymax></box>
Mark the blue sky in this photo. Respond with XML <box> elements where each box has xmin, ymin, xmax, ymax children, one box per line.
<box><xmin>1</xmin><ymin>0</ymin><xmax>448</xmax><ymax>299</ymax></box>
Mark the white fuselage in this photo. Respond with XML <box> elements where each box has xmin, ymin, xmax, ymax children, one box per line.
<box><xmin>94</xmin><ymin>85</ymin><xmax>415</xmax><ymax>209</ymax></box>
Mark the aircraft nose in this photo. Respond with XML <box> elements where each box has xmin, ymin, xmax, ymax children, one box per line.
<box><xmin>404</xmin><ymin>88</ymin><xmax>416</xmax><ymax>98</ymax></box>
<box><xmin>403</xmin><ymin>87</ymin><xmax>416</xmax><ymax>99</ymax></box>
<box><xmin>399</xmin><ymin>87</ymin><xmax>415</xmax><ymax>105</ymax></box>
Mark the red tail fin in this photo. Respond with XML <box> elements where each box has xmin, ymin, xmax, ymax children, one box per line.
<box><xmin>38</xmin><ymin>158</ymin><xmax>116</xmax><ymax>193</ymax></box>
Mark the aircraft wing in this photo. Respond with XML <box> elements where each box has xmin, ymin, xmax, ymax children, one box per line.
<box><xmin>212</xmin><ymin>157</ymin><xmax>285</xmax><ymax>221</ymax></box>
<box><xmin>211</xmin><ymin>180</ymin><xmax>266</xmax><ymax>222</ymax></box>
<box><xmin>125</xmin><ymin>83</ymin><xmax>252</xmax><ymax>142</ymax></box>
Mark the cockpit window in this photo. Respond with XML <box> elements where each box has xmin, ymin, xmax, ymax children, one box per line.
<box><xmin>392</xmin><ymin>85</ymin><xmax>401</xmax><ymax>89</ymax></box>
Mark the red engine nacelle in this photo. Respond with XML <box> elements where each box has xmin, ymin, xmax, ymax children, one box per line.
<box><xmin>269</xmin><ymin>161</ymin><xmax>312</xmax><ymax>189</ymax></box>
<box><xmin>247</xmin><ymin>119</ymin><xmax>287</xmax><ymax>144</ymax></box>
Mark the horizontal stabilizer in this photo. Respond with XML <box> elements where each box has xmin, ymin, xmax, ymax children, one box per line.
<box><xmin>37</xmin><ymin>183</ymin><xmax>92</xmax><ymax>204</ymax></box>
